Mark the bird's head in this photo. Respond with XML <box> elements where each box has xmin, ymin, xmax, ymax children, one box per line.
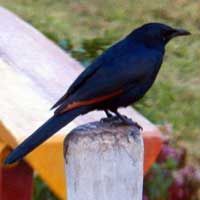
<box><xmin>130</xmin><ymin>23</ymin><xmax>190</xmax><ymax>48</ymax></box>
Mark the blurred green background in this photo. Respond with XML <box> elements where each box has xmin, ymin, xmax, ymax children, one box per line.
<box><xmin>0</xmin><ymin>0</ymin><xmax>199</xmax><ymax>199</ymax></box>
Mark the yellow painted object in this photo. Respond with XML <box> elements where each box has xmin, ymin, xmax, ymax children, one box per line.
<box><xmin>0</xmin><ymin>7</ymin><xmax>163</xmax><ymax>200</ymax></box>
<box><xmin>0</xmin><ymin>119</ymin><xmax>67</xmax><ymax>199</ymax></box>
<box><xmin>0</xmin><ymin>139</ymin><xmax>9</xmax><ymax>166</ymax></box>
<box><xmin>27</xmin><ymin>135</ymin><xmax>67</xmax><ymax>199</ymax></box>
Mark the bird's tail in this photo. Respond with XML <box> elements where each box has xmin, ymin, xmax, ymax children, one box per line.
<box><xmin>4</xmin><ymin>106</ymin><xmax>89</xmax><ymax>165</ymax></box>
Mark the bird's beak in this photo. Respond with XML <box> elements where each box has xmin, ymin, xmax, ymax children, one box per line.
<box><xmin>171</xmin><ymin>28</ymin><xmax>191</xmax><ymax>38</ymax></box>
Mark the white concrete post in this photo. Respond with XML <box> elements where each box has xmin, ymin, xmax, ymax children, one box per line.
<box><xmin>64</xmin><ymin>119</ymin><xmax>144</xmax><ymax>200</ymax></box>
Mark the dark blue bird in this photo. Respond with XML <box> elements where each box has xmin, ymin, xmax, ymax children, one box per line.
<box><xmin>4</xmin><ymin>22</ymin><xmax>190</xmax><ymax>164</ymax></box>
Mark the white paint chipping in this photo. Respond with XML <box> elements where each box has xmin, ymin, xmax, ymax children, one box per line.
<box><xmin>64</xmin><ymin>121</ymin><xmax>144</xmax><ymax>200</ymax></box>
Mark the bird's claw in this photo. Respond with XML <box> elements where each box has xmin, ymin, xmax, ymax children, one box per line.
<box><xmin>117</xmin><ymin>117</ymin><xmax>143</xmax><ymax>130</ymax></box>
<box><xmin>100</xmin><ymin>115</ymin><xmax>142</xmax><ymax>130</ymax></box>
<box><xmin>132</xmin><ymin>121</ymin><xmax>143</xmax><ymax>130</ymax></box>
<box><xmin>100</xmin><ymin>116</ymin><xmax>118</xmax><ymax>123</ymax></box>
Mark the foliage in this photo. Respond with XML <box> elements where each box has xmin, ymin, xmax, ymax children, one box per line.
<box><xmin>71</xmin><ymin>37</ymin><xmax>114</xmax><ymax>66</ymax></box>
<box><xmin>33</xmin><ymin>176</ymin><xmax>58</xmax><ymax>200</ymax></box>
<box><xmin>143</xmin><ymin>140</ymin><xmax>200</xmax><ymax>200</ymax></box>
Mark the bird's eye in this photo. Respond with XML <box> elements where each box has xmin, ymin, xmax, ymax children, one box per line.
<box><xmin>161</xmin><ymin>29</ymin><xmax>175</xmax><ymax>41</ymax></box>
<box><xmin>162</xmin><ymin>29</ymin><xmax>175</xmax><ymax>36</ymax></box>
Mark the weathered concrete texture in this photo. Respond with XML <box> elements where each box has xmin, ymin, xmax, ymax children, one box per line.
<box><xmin>64</xmin><ymin>119</ymin><xmax>144</xmax><ymax>200</ymax></box>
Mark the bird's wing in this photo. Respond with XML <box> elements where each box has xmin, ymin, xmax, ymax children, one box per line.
<box><xmin>51</xmin><ymin>40</ymin><xmax>125</xmax><ymax>109</ymax></box>
<box><xmin>51</xmin><ymin>61</ymin><xmax>100</xmax><ymax>109</ymax></box>
<box><xmin>54</xmin><ymin>45</ymin><xmax>163</xmax><ymax>115</ymax></box>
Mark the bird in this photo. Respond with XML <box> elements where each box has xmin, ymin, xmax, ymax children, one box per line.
<box><xmin>4</xmin><ymin>22</ymin><xmax>190</xmax><ymax>165</ymax></box>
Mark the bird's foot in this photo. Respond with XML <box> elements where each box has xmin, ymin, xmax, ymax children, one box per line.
<box><xmin>112</xmin><ymin>110</ymin><xmax>142</xmax><ymax>130</ymax></box>
<box><xmin>100</xmin><ymin>116</ymin><xmax>119</xmax><ymax>123</ymax></box>
<box><xmin>101</xmin><ymin>115</ymin><xmax>142</xmax><ymax>130</ymax></box>
<box><xmin>101</xmin><ymin>111</ymin><xmax>143</xmax><ymax>130</ymax></box>
<box><xmin>131</xmin><ymin>121</ymin><xmax>143</xmax><ymax>130</ymax></box>
<box><xmin>117</xmin><ymin>117</ymin><xmax>143</xmax><ymax>130</ymax></box>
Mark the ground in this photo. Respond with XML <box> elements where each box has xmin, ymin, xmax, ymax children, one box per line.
<box><xmin>0</xmin><ymin>0</ymin><xmax>199</xmax><ymax>197</ymax></box>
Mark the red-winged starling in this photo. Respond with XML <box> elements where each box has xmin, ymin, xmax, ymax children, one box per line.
<box><xmin>4</xmin><ymin>22</ymin><xmax>190</xmax><ymax>164</ymax></box>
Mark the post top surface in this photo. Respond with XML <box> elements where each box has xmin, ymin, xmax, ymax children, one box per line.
<box><xmin>64</xmin><ymin>118</ymin><xmax>141</xmax><ymax>155</ymax></box>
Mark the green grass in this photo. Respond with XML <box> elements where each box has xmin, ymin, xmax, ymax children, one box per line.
<box><xmin>0</xmin><ymin>0</ymin><xmax>199</xmax><ymax>198</ymax></box>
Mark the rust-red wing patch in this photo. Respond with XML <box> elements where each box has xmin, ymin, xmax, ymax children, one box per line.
<box><xmin>58</xmin><ymin>89</ymin><xmax>123</xmax><ymax>114</ymax></box>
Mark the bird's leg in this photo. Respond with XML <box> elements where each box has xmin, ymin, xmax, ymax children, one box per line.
<box><xmin>104</xmin><ymin>110</ymin><xmax>114</xmax><ymax>118</ymax></box>
<box><xmin>113</xmin><ymin>110</ymin><xmax>129</xmax><ymax>122</ymax></box>
<box><xmin>113</xmin><ymin>110</ymin><xmax>143</xmax><ymax>130</ymax></box>
<box><xmin>100</xmin><ymin>110</ymin><xmax>115</xmax><ymax>123</ymax></box>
